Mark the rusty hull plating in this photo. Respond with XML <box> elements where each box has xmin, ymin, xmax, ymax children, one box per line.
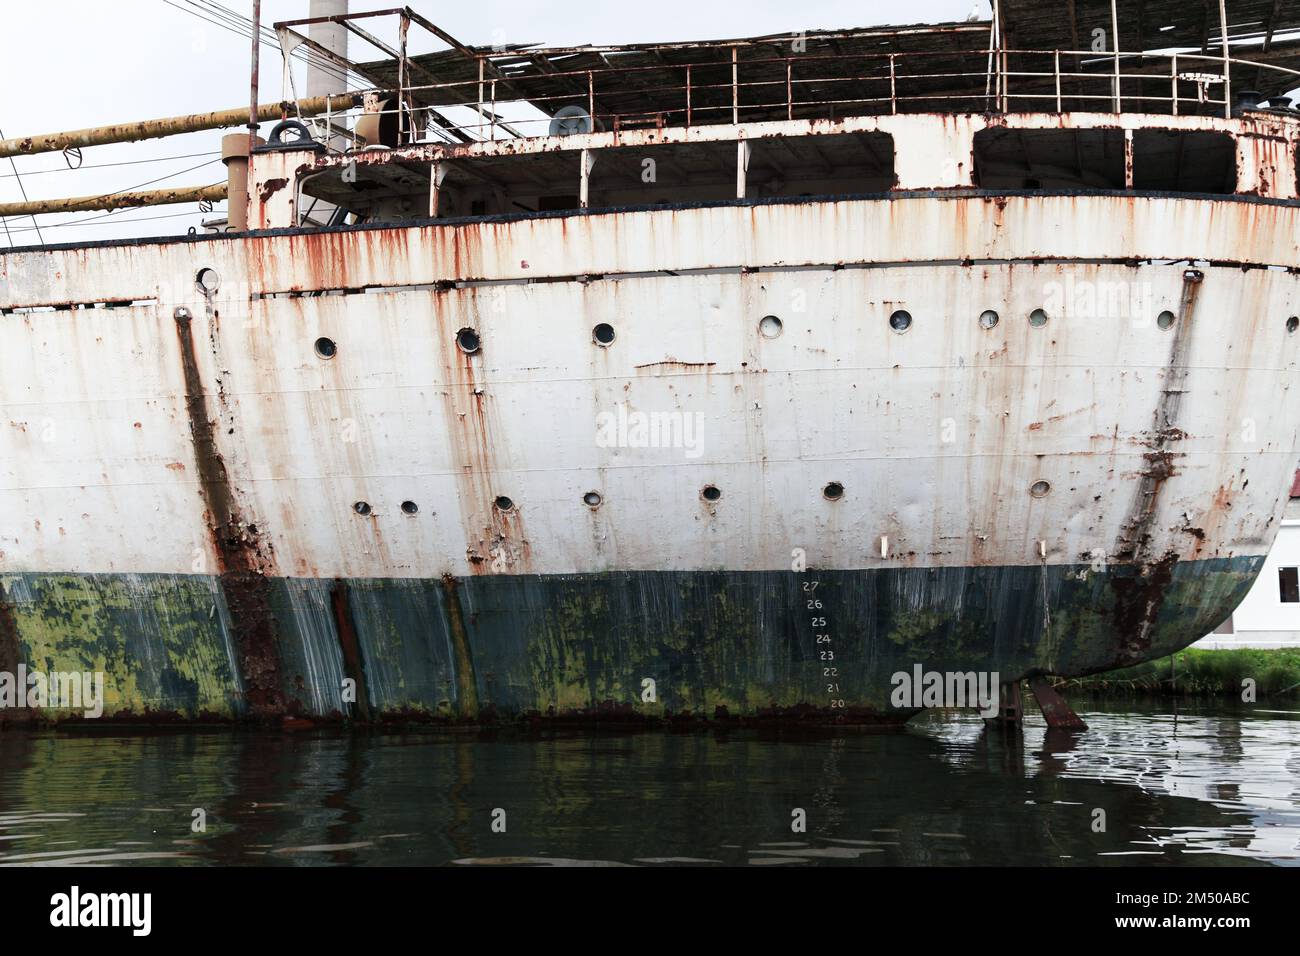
<box><xmin>2</xmin><ymin>105</ymin><xmax>1300</xmax><ymax>724</ymax></box>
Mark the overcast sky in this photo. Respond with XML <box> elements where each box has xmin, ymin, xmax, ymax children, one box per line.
<box><xmin>0</xmin><ymin>0</ymin><xmax>989</xmax><ymax>247</ymax></box>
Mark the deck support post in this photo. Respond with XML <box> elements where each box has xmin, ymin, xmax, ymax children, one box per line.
<box><xmin>428</xmin><ymin>160</ymin><xmax>448</xmax><ymax>217</ymax></box>
<box><xmin>736</xmin><ymin>140</ymin><xmax>751</xmax><ymax>199</ymax></box>
<box><xmin>579</xmin><ymin>148</ymin><xmax>596</xmax><ymax>209</ymax></box>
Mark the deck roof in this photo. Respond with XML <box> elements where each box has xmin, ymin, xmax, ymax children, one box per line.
<box><xmin>344</xmin><ymin>1</ymin><xmax>1300</xmax><ymax>127</ymax></box>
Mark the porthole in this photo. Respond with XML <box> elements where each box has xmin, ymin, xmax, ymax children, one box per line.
<box><xmin>1288</xmin><ymin>316</ymin><xmax>1299</xmax><ymax>335</ymax></box>
<box><xmin>1029</xmin><ymin>480</ymin><xmax>1051</xmax><ymax>498</ymax></box>
<box><xmin>1157</xmin><ymin>310</ymin><xmax>1176</xmax><ymax>331</ymax></box>
<box><xmin>759</xmin><ymin>315</ymin><xmax>784</xmax><ymax>339</ymax></box>
<box><xmin>583</xmin><ymin>491</ymin><xmax>603</xmax><ymax>508</ymax></box>
<box><xmin>823</xmin><ymin>481</ymin><xmax>844</xmax><ymax>501</ymax></box>
<box><xmin>456</xmin><ymin>328</ymin><xmax>482</xmax><ymax>354</ymax></box>
<box><xmin>1029</xmin><ymin>308</ymin><xmax>1049</xmax><ymax>328</ymax></box>
<box><xmin>592</xmin><ymin>323</ymin><xmax>616</xmax><ymax>346</ymax></box>
<box><xmin>979</xmin><ymin>310</ymin><xmax>1000</xmax><ymax>330</ymax></box>
<box><xmin>314</xmin><ymin>336</ymin><xmax>337</xmax><ymax>359</ymax></box>
<box><xmin>400</xmin><ymin>500</ymin><xmax>418</xmax><ymax>515</ymax></box>
<box><xmin>196</xmin><ymin>268</ymin><xmax>220</xmax><ymax>295</ymax></box>
<box><xmin>353</xmin><ymin>501</ymin><xmax>372</xmax><ymax>516</ymax></box>
<box><xmin>494</xmin><ymin>495</ymin><xmax>515</xmax><ymax>512</ymax></box>
<box><xmin>701</xmin><ymin>484</ymin><xmax>722</xmax><ymax>502</ymax></box>
<box><xmin>889</xmin><ymin>310</ymin><xmax>913</xmax><ymax>333</ymax></box>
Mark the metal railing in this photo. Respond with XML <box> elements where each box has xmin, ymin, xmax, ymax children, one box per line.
<box><xmin>270</xmin><ymin>9</ymin><xmax>1300</xmax><ymax>152</ymax></box>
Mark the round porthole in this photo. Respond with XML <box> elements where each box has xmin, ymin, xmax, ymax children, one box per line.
<box><xmin>400</xmin><ymin>500</ymin><xmax>418</xmax><ymax>515</ymax></box>
<box><xmin>353</xmin><ymin>501</ymin><xmax>372</xmax><ymax>516</ymax></box>
<box><xmin>701</xmin><ymin>484</ymin><xmax>722</xmax><ymax>502</ymax></box>
<box><xmin>314</xmin><ymin>336</ymin><xmax>337</xmax><ymax>359</ymax></box>
<box><xmin>456</xmin><ymin>328</ymin><xmax>482</xmax><ymax>354</ymax></box>
<box><xmin>1288</xmin><ymin>316</ymin><xmax>1299</xmax><ymax>335</ymax></box>
<box><xmin>1029</xmin><ymin>308</ymin><xmax>1049</xmax><ymax>328</ymax></box>
<box><xmin>1156</xmin><ymin>311</ymin><xmax>1176</xmax><ymax>331</ymax></box>
<box><xmin>979</xmin><ymin>310</ymin><xmax>1000</xmax><ymax>330</ymax></box>
<box><xmin>494</xmin><ymin>495</ymin><xmax>515</xmax><ymax>512</ymax></box>
<box><xmin>759</xmin><ymin>315</ymin><xmax>784</xmax><ymax>339</ymax></box>
<box><xmin>583</xmin><ymin>491</ymin><xmax>603</xmax><ymax>507</ymax></box>
<box><xmin>196</xmin><ymin>268</ymin><xmax>220</xmax><ymax>295</ymax></box>
<box><xmin>1029</xmin><ymin>480</ymin><xmax>1051</xmax><ymax>498</ymax></box>
<box><xmin>889</xmin><ymin>310</ymin><xmax>913</xmax><ymax>333</ymax></box>
<box><xmin>823</xmin><ymin>481</ymin><xmax>844</xmax><ymax>501</ymax></box>
<box><xmin>592</xmin><ymin>323</ymin><xmax>616</xmax><ymax>346</ymax></box>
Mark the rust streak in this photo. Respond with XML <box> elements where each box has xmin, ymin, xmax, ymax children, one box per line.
<box><xmin>441</xmin><ymin>573</ymin><xmax>480</xmax><ymax>718</ymax></box>
<box><xmin>330</xmin><ymin>580</ymin><xmax>370</xmax><ymax>722</ymax></box>
<box><xmin>174</xmin><ymin>307</ymin><xmax>285</xmax><ymax>719</ymax></box>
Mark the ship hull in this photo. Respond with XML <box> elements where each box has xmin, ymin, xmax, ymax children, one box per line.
<box><xmin>0</xmin><ymin>555</ymin><xmax>1263</xmax><ymax>721</ymax></box>
<box><xmin>2</xmin><ymin>191</ymin><xmax>1299</xmax><ymax>722</ymax></box>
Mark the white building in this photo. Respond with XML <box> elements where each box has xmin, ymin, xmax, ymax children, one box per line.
<box><xmin>1196</xmin><ymin>474</ymin><xmax>1300</xmax><ymax>649</ymax></box>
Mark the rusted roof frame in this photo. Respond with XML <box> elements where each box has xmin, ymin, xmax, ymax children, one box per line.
<box><xmin>339</xmin><ymin>5</ymin><xmax>1300</xmax><ymax>133</ymax></box>
<box><xmin>274</xmin><ymin>19</ymin><xmax>476</xmax><ymax>144</ymax></box>
<box><xmin>471</xmin><ymin>23</ymin><xmax>992</xmax><ymax>61</ymax></box>
<box><xmin>1254</xmin><ymin>0</ymin><xmax>1284</xmax><ymax>88</ymax></box>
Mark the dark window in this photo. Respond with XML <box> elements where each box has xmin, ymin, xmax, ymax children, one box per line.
<box><xmin>1279</xmin><ymin>567</ymin><xmax>1299</xmax><ymax>603</ymax></box>
<box><xmin>973</xmin><ymin>128</ymin><xmax>1125</xmax><ymax>189</ymax></box>
<box><xmin>1133</xmin><ymin>130</ymin><xmax>1236</xmax><ymax>193</ymax></box>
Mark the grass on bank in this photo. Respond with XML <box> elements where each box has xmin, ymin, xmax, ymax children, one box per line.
<box><xmin>1056</xmin><ymin>648</ymin><xmax>1300</xmax><ymax>698</ymax></box>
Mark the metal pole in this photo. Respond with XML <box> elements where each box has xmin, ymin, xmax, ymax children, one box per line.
<box><xmin>889</xmin><ymin>54</ymin><xmax>897</xmax><ymax>114</ymax></box>
<box><xmin>398</xmin><ymin>12</ymin><xmax>410</xmax><ymax>143</ymax></box>
<box><xmin>249</xmin><ymin>0</ymin><xmax>262</xmax><ymax>155</ymax></box>
<box><xmin>686</xmin><ymin>65</ymin><xmax>693</xmax><ymax>126</ymax></box>
<box><xmin>1220</xmin><ymin>0</ymin><xmax>1232</xmax><ymax>118</ymax></box>
<box><xmin>1054</xmin><ymin>49</ymin><xmax>1062</xmax><ymax>112</ymax></box>
<box><xmin>732</xmin><ymin>47</ymin><xmax>739</xmax><ymax>125</ymax></box>
<box><xmin>1172</xmin><ymin>52</ymin><xmax>1179</xmax><ymax>115</ymax></box>
<box><xmin>786</xmin><ymin>60</ymin><xmax>793</xmax><ymax>120</ymax></box>
<box><xmin>1111</xmin><ymin>0</ymin><xmax>1121</xmax><ymax>112</ymax></box>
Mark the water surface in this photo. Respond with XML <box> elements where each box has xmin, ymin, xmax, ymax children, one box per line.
<box><xmin>1</xmin><ymin>702</ymin><xmax>1296</xmax><ymax>866</ymax></box>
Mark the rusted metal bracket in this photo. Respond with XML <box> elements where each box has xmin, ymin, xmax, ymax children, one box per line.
<box><xmin>1027</xmin><ymin>674</ymin><xmax>1088</xmax><ymax>731</ymax></box>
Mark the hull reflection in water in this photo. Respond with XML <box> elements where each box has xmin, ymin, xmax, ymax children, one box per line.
<box><xmin>0</xmin><ymin>703</ymin><xmax>1295</xmax><ymax>866</ymax></box>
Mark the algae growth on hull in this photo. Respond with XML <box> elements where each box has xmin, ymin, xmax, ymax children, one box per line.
<box><xmin>0</xmin><ymin>556</ymin><xmax>1261</xmax><ymax>722</ymax></box>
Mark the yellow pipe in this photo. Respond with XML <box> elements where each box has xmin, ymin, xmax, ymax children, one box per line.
<box><xmin>0</xmin><ymin>94</ymin><xmax>359</xmax><ymax>159</ymax></box>
<box><xmin>0</xmin><ymin>184</ymin><xmax>227</xmax><ymax>217</ymax></box>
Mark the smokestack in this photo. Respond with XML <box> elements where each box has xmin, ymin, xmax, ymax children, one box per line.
<box><xmin>307</xmin><ymin>0</ymin><xmax>349</xmax><ymax>99</ymax></box>
<box><xmin>304</xmin><ymin>0</ymin><xmax>348</xmax><ymax>224</ymax></box>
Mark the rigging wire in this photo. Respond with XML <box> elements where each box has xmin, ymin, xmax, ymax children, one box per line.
<box><xmin>0</xmin><ymin>127</ymin><xmax>45</xmax><ymax>246</ymax></box>
<box><xmin>0</xmin><ymin>149</ymin><xmax>222</xmax><ymax>179</ymax></box>
<box><xmin>161</xmin><ymin>0</ymin><xmax>367</xmax><ymax>93</ymax></box>
<box><xmin>1</xmin><ymin>161</ymin><xmax>222</xmax><ymax>239</ymax></box>
<box><xmin>4</xmin><ymin>204</ymin><xmax>215</xmax><ymax>234</ymax></box>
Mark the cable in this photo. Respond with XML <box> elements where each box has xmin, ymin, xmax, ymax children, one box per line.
<box><xmin>4</xmin><ymin>207</ymin><xmax>216</xmax><ymax>235</ymax></box>
<box><xmin>0</xmin><ymin>126</ymin><xmax>45</xmax><ymax>245</ymax></box>
<box><xmin>98</xmin><ymin>158</ymin><xmax>223</xmax><ymax>196</ymax></box>
<box><xmin>162</xmin><ymin>0</ymin><xmax>367</xmax><ymax>93</ymax></box>
<box><xmin>1</xmin><ymin>161</ymin><xmax>221</xmax><ymax>239</ymax></box>
<box><xmin>0</xmin><ymin>149</ymin><xmax>221</xmax><ymax>180</ymax></box>
<box><xmin>199</xmin><ymin>0</ymin><xmax>369</xmax><ymax>91</ymax></box>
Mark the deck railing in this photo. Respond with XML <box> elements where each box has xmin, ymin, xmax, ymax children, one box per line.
<box><xmin>271</xmin><ymin>8</ymin><xmax>1300</xmax><ymax>152</ymax></box>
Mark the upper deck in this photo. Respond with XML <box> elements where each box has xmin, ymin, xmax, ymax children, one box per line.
<box><xmin>240</xmin><ymin>2</ymin><xmax>1300</xmax><ymax>230</ymax></box>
